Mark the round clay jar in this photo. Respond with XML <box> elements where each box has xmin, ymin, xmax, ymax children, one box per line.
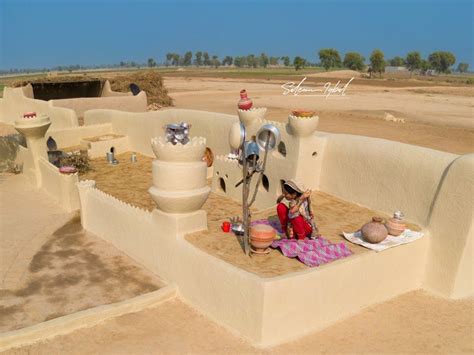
<box><xmin>250</xmin><ymin>224</ymin><xmax>276</xmax><ymax>252</ymax></box>
<box><xmin>361</xmin><ymin>217</ymin><xmax>388</xmax><ymax>244</ymax></box>
<box><xmin>385</xmin><ymin>217</ymin><xmax>406</xmax><ymax>236</ymax></box>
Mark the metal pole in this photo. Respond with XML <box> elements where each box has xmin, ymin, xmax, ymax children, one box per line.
<box><xmin>241</xmin><ymin>140</ymin><xmax>250</xmax><ymax>256</ymax></box>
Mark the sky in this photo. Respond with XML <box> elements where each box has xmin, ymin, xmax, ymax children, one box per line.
<box><xmin>0</xmin><ymin>0</ymin><xmax>473</xmax><ymax>70</ymax></box>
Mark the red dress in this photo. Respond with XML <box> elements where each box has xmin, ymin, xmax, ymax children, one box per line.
<box><xmin>277</xmin><ymin>201</ymin><xmax>313</xmax><ymax>240</ymax></box>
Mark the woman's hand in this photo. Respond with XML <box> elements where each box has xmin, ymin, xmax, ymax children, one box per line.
<box><xmin>301</xmin><ymin>189</ymin><xmax>312</xmax><ymax>200</ymax></box>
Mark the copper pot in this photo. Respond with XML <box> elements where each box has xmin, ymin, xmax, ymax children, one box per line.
<box><xmin>385</xmin><ymin>211</ymin><xmax>406</xmax><ymax>236</ymax></box>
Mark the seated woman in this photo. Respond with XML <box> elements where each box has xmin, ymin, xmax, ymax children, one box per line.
<box><xmin>276</xmin><ymin>179</ymin><xmax>316</xmax><ymax>240</ymax></box>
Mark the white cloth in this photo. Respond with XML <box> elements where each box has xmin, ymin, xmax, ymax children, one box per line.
<box><xmin>342</xmin><ymin>229</ymin><xmax>424</xmax><ymax>252</ymax></box>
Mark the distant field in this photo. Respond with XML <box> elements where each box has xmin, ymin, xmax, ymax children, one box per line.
<box><xmin>0</xmin><ymin>67</ymin><xmax>472</xmax><ymax>97</ymax></box>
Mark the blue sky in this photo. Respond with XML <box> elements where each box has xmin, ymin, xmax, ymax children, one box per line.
<box><xmin>1</xmin><ymin>0</ymin><xmax>473</xmax><ymax>70</ymax></box>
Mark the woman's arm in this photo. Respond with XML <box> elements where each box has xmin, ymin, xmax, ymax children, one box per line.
<box><xmin>289</xmin><ymin>198</ymin><xmax>303</xmax><ymax>214</ymax></box>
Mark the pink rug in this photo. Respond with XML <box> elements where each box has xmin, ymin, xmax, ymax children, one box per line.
<box><xmin>251</xmin><ymin>218</ymin><xmax>352</xmax><ymax>267</ymax></box>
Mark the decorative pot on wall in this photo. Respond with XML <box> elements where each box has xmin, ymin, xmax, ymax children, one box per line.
<box><xmin>238</xmin><ymin>89</ymin><xmax>253</xmax><ymax>110</ymax></box>
<box><xmin>250</xmin><ymin>224</ymin><xmax>276</xmax><ymax>253</ymax></box>
<box><xmin>385</xmin><ymin>211</ymin><xmax>406</xmax><ymax>236</ymax></box>
<box><xmin>238</xmin><ymin>107</ymin><xmax>267</xmax><ymax>128</ymax></box>
<box><xmin>149</xmin><ymin>136</ymin><xmax>210</xmax><ymax>214</ymax></box>
<box><xmin>361</xmin><ymin>217</ymin><xmax>388</xmax><ymax>244</ymax></box>
<box><xmin>287</xmin><ymin>113</ymin><xmax>319</xmax><ymax>137</ymax></box>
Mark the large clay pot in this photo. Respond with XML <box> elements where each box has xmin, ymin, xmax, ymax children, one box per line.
<box><xmin>250</xmin><ymin>224</ymin><xmax>276</xmax><ymax>253</ymax></box>
<box><xmin>238</xmin><ymin>89</ymin><xmax>253</xmax><ymax>110</ymax></box>
<box><xmin>361</xmin><ymin>217</ymin><xmax>388</xmax><ymax>244</ymax></box>
<box><xmin>385</xmin><ymin>212</ymin><xmax>406</xmax><ymax>236</ymax></box>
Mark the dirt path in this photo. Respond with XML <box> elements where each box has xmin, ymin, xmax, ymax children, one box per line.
<box><xmin>5</xmin><ymin>290</ymin><xmax>472</xmax><ymax>354</ymax></box>
<box><xmin>164</xmin><ymin>77</ymin><xmax>474</xmax><ymax>154</ymax></box>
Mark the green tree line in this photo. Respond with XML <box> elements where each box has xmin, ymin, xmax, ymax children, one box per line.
<box><xmin>154</xmin><ymin>49</ymin><xmax>466</xmax><ymax>75</ymax></box>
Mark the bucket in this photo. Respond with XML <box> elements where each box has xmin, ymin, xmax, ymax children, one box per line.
<box><xmin>106</xmin><ymin>152</ymin><xmax>114</xmax><ymax>163</ymax></box>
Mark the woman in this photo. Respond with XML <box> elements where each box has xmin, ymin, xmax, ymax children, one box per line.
<box><xmin>276</xmin><ymin>179</ymin><xmax>316</xmax><ymax>240</ymax></box>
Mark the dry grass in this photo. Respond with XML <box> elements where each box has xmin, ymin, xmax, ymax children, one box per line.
<box><xmin>80</xmin><ymin>152</ymin><xmax>420</xmax><ymax>278</ymax></box>
<box><xmin>9</xmin><ymin>71</ymin><xmax>173</xmax><ymax>106</ymax></box>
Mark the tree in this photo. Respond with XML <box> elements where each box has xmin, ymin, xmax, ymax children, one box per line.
<box><xmin>318</xmin><ymin>48</ymin><xmax>341</xmax><ymax>70</ymax></box>
<box><xmin>293</xmin><ymin>56</ymin><xmax>306</xmax><ymax>71</ymax></box>
<box><xmin>389</xmin><ymin>56</ymin><xmax>405</xmax><ymax>66</ymax></box>
<box><xmin>428</xmin><ymin>51</ymin><xmax>456</xmax><ymax>73</ymax></box>
<box><xmin>234</xmin><ymin>56</ymin><xmax>247</xmax><ymax>67</ymax></box>
<box><xmin>259</xmin><ymin>53</ymin><xmax>269</xmax><ymax>68</ymax></box>
<box><xmin>183</xmin><ymin>51</ymin><xmax>193</xmax><ymax>66</ymax></box>
<box><xmin>457</xmin><ymin>62</ymin><xmax>469</xmax><ymax>73</ymax></box>
<box><xmin>247</xmin><ymin>54</ymin><xmax>258</xmax><ymax>68</ymax></box>
<box><xmin>269</xmin><ymin>56</ymin><xmax>279</xmax><ymax>66</ymax></box>
<box><xmin>195</xmin><ymin>51</ymin><xmax>203</xmax><ymax>66</ymax></box>
<box><xmin>281</xmin><ymin>56</ymin><xmax>290</xmax><ymax>66</ymax></box>
<box><xmin>211</xmin><ymin>55</ymin><xmax>220</xmax><ymax>68</ymax></box>
<box><xmin>420</xmin><ymin>59</ymin><xmax>431</xmax><ymax>74</ymax></box>
<box><xmin>369</xmin><ymin>49</ymin><xmax>385</xmax><ymax>77</ymax></box>
<box><xmin>166</xmin><ymin>53</ymin><xmax>173</xmax><ymax>66</ymax></box>
<box><xmin>405</xmin><ymin>51</ymin><xmax>422</xmax><ymax>73</ymax></box>
<box><xmin>172</xmin><ymin>54</ymin><xmax>180</xmax><ymax>66</ymax></box>
<box><xmin>343</xmin><ymin>52</ymin><xmax>365</xmax><ymax>70</ymax></box>
<box><xmin>147</xmin><ymin>58</ymin><xmax>156</xmax><ymax>67</ymax></box>
<box><xmin>203</xmin><ymin>52</ymin><xmax>211</xmax><ymax>66</ymax></box>
<box><xmin>222</xmin><ymin>56</ymin><xmax>233</xmax><ymax>66</ymax></box>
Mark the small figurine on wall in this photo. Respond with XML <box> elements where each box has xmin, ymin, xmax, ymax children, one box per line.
<box><xmin>276</xmin><ymin>179</ymin><xmax>319</xmax><ymax>240</ymax></box>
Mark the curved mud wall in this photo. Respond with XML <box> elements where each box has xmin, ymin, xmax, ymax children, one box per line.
<box><xmin>83</xmin><ymin>108</ymin><xmax>473</xmax><ymax>299</ymax></box>
<box><xmin>318</xmin><ymin>134</ymin><xmax>473</xmax><ymax>299</ymax></box>
<box><xmin>319</xmin><ymin>134</ymin><xmax>458</xmax><ymax>226</ymax></box>
<box><xmin>50</xmin><ymin>91</ymin><xmax>147</xmax><ymax>120</ymax></box>
<box><xmin>0</xmin><ymin>86</ymin><xmax>78</xmax><ymax>129</ymax></box>
<box><xmin>423</xmin><ymin>154</ymin><xmax>473</xmax><ymax>298</ymax></box>
<box><xmin>84</xmin><ymin>109</ymin><xmax>238</xmax><ymax>158</ymax></box>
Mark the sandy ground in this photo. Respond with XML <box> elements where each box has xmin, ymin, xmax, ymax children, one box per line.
<box><xmin>163</xmin><ymin>76</ymin><xmax>474</xmax><ymax>154</ymax></box>
<box><xmin>5</xmin><ymin>290</ymin><xmax>472</xmax><ymax>354</ymax></box>
<box><xmin>81</xmin><ymin>152</ymin><xmax>420</xmax><ymax>277</ymax></box>
<box><xmin>0</xmin><ymin>174</ymin><xmax>164</xmax><ymax>333</ymax></box>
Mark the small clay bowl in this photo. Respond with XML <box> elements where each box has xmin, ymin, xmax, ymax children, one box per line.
<box><xmin>291</xmin><ymin>109</ymin><xmax>315</xmax><ymax>118</ymax></box>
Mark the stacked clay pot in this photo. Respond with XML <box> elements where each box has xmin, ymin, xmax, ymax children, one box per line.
<box><xmin>149</xmin><ymin>136</ymin><xmax>210</xmax><ymax>213</ymax></box>
<box><xmin>238</xmin><ymin>89</ymin><xmax>253</xmax><ymax>110</ymax></box>
<box><xmin>250</xmin><ymin>224</ymin><xmax>276</xmax><ymax>253</ymax></box>
<box><xmin>385</xmin><ymin>212</ymin><xmax>406</xmax><ymax>236</ymax></box>
<box><xmin>361</xmin><ymin>217</ymin><xmax>388</xmax><ymax>244</ymax></box>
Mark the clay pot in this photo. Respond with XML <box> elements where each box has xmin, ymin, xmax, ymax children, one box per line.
<box><xmin>361</xmin><ymin>217</ymin><xmax>388</xmax><ymax>244</ymax></box>
<box><xmin>291</xmin><ymin>109</ymin><xmax>315</xmax><ymax>118</ymax></box>
<box><xmin>250</xmin><ymin>224</ymin><xmax>276</xmax><ymax>253</ymax></box>
<box><xmin>203</xmin><ymin>147</ymin><xmax>214</xmax><ymax>167</ymax></box>
<box><xmin>238</xmin><ymin>89</ymin><xmax>253</xmax><ymax>110</ymax></box>
<box><xmin>385</xmin><ymin>213</ymin><xmax>406</xmax><ymax>236</ymax></box>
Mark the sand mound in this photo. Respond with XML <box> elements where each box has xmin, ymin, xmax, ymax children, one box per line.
<box><xmin>307</xmin><ymin>70</ymin><xmax>362</xmax><ymax>79</ymax></box>
<box><xmin>11</xmin><ymin>71</ymin><xmax>173</xmax><ymax>107</ymax></box>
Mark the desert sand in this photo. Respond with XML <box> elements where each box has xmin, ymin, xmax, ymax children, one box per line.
<box><xmin>0</xmin><ymin>175</ymin><xmax>164</xmax><ymax>333</ymax></box>
<box><xmin>5</xmin><ymin>290</ymin><xmax>472</xmax><ymax>354</ymax></box>
<box><xmin>163</xmin><ymin>75</ymin><xmax>474</xmax><ymax>154</ymax></box>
